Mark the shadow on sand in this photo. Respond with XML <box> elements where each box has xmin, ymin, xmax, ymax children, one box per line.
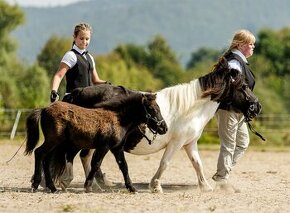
<box><xmin>0</xmin><ymin>182</ymin><xmax>198</xmax><ymax>194</ymax></box>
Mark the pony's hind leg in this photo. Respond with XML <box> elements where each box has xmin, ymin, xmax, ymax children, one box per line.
<box><xmin>184</xmin><ymin>142</ymin><xmax>213</xmax><ymax>192</ymax></box>
<box><xmin>43</xmin><ymin>152</ymin><xmax>57</xmax><ymax>193</ymax></box>
<box><xmin>111</xmin><ymin>147</ymin><xmax>137</xmax><ymax>193</ymax></box>
<box><xmin>31</xmin><ymin>143</ymin><xmax>49</xmax><ymax>192</ymax></box>
<box><xmin>84</xmin><ymin>147</ymin><xmax>109</xmax><ymax>193</ymax></box>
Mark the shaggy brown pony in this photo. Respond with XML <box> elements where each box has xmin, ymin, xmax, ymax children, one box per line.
<box><xmin>25</xmin><ymin>93</ymin><xmax>167</xmax><ymax>193</ymax></box>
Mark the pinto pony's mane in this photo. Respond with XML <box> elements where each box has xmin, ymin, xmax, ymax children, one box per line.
<box><xmin>199</xmin><ymin>57</ymin><xmax>244</xmax><ymax>101</ymax></box>
<box><xmin>158</xmin><ymin>80</ymin><xmax>202</xmax><ymax>113</ymax></box>
<box><xmin>157</xmin><ymin>57</ymin><xmax>245</xmax><ymax>114</ymax></box>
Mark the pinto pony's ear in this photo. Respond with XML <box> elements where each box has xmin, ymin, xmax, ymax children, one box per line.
<box><xmin>213</xmin><ymin>57</ymin><xmax>229</xmax><ymax>72</ymax></box>
<box><xmin>219</xmin><ymin>57</ymin><xmax>228</xmax><ymax>68</ymax></box>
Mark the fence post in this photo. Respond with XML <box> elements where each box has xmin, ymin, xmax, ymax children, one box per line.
<box><xmin>10</xmin><ymin>110</ymin><xmax>22</xmax><ymax>140</ymax></box>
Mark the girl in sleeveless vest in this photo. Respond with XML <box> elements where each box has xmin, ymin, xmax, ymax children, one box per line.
<box><xmin>212</xmin><ymin>29</ymin><xmax>256</xmax><ymax>186</ymax></box>
<box><xmin>50</xmin><ymin>23</ymin><xmax>106</xmax><ymax>102</ymax></box>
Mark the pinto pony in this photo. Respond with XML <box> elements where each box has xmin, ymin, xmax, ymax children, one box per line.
<box><xmin>25</xmin><ymin>93</ymin><xmax>167</xmax><ymax>193</ymax></box>
<box><xmin>51</xmin><ymin>58</ymin><xmax>262</xmax><ymax>192</ymax></box>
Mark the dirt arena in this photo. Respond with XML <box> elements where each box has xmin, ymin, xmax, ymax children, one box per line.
<box><xmin>1</xmin><ymin>140</ymin><xmax>290</xmax><ymax>213</ymax></box>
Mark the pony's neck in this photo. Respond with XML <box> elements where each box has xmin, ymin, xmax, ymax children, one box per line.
<box><xmin>158</xmin><ymin>79</ymin><xmax>208</xmax><ymax>114</ymax></box>
<box><xmin>157</xmin><ymin>79</ymin><xmax>219</xmax><ymax>126</ymax></box>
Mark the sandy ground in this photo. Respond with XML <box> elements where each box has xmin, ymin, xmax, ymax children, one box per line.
<box><xmin>1</xmin><ymin>141</ymin><xmax>290</xmax><ymax>213</ymax></box>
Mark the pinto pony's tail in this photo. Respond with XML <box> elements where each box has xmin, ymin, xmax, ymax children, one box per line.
<box><xmin>24</xmin><ymin>108</ymin><xmax>42</xmax><ymax>155</ymax></box>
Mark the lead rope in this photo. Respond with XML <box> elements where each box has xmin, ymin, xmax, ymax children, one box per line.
<box><xmin>137</xmin><ymin>125</ymin><xmax>157</xmax><ymax>145</ymax></box>
<box><xmin>6</xmin><ymin>139</ymin><xmax>26</xmax><ymax>164</ymax></box>
<box><xmin>246</xmin><ymin>121</ymin><xmax>266</xmax><ymax>142</ymax></box>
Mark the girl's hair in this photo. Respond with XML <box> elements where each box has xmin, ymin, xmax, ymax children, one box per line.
<box><xmin>213</xmin><ymin>29</ymin><xmax>256</xmax><ymax>71</ymax></box>
<box><xmin>72</xmin><ymin>23</ymin><xmax>93</xmax><ymax>47</ymax></box>
<box><xmin>73</xmin><ymin>23</ymin><xmax>93</xmax><ymax>37</ymax></box>
<box><xmin>223</xmin><ymin>29</ymin><xmax>256</xmax><ymax>56</ymax></box>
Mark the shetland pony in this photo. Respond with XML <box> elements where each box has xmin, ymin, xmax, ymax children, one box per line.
<box><xmin>25</xmin><ymin>93</ymin><xmax>167</xmax><ymax>193</ymax></box>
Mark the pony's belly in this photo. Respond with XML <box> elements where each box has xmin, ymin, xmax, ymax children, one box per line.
<box><xmin>128</xmin><ymin>118</ymin><xmax>212</xmax><ymax>155</ymax></box>
<box><xmin>127</xmin><ymin>135</ymin><xmax>169</xmax><ymax>155</ymax></box>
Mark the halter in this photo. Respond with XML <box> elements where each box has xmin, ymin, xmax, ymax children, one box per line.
<box><xmin>140</xmin><ymin>103</ymin><xmax>165</xmax><ymax>145</ymax></box>
<box><xmin>241</xmin><ymin>87</ymin><xmax>259</xmax><ymax>122</ymax></box>
<box><xmin>241</xmin><ymin>89</ymin><xmax>266</xmax><ymax>141</ymax></box>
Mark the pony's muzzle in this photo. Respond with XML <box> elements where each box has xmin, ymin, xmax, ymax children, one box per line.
<box><xmin>248</xmin><ymin>101</ymin><xmax>261</xmax><ymax>119</ymax></box>
<box><xmin>157</xmin><ymin>121</ymin><xmax>168</xmax><ymax>135</ymax></box>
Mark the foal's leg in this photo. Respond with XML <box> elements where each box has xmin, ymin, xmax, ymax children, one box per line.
<box><xmin>31</xmin><ymin>146</ymin><xmax>44</xmax><ymax>191</ymax></box>
<box><xmin>31</xmin><ymin>142</ymin><xmax>53</xmax><ymax>192</ymax></box>
<box><xmin>84</xmin><ymin>147</ymin><xmax>109</xmax><ymax>193</ymax></box>
<box><xmin>149</xmin><ymin>142</ymin><xmax>183</xmax><ymax>193</ymax></box>
<box><xmin>43</xmin><ymin>152</ymin><xmax>57</xmax><ymax>193</ymax></box>
<box><xmin>184</xmin><ymin>141</ymin><xmax>213</xmax><ymax>192</ymax></box>
<box><xmin>111</xmin><ymin>147</ymin><xmax>137</xmax><ymax>193</ymax></box>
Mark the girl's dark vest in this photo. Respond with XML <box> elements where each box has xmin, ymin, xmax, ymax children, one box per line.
<box><xmin>219</xmin><ymin>52</ymin><xmax>256</xmax><ymax>111</ymax></box>
<box><xmin>226</xmin><ymin>52</ymin><xmax>255</xmax><ymax>90</ymax></box>
<box><xmin>65</xmin><ymin>49</ymin><xmax>94</xmax><ymax>93</ymax></box>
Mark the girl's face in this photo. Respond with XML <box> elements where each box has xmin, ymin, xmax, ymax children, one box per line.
<box><xmin>239</xmin><ymin>42</ymin><xmax>255</xmax><ymax>58</ymax></box>
<box><xmin>74</xmin><ymin>30</ymin><xmax>91</xmax><ymax>50</ymax></box>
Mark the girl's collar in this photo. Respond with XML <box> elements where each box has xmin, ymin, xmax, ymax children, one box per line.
<box><xmin>72</xmin><ymin>44</ymin><xmax>87</xmax><ymax>55</ymax></box>
<box><xmin>232</xmin><ymin>49</ymin><xmax>248</xmax><ymax>63</ymax></box>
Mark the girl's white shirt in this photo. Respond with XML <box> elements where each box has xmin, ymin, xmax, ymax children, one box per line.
<box><xmin>228</xmin><ymin>49</ymin><xmax>248</xmax><ymax>72</ymax></box>
<box><xmin>61</xmin><ymin>44</ymin><xmax>96</xmax><ymax>69</ymax></box>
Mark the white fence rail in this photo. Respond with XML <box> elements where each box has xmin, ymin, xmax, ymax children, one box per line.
<box><xmin>0</xmin><ymin>108</ymin><xmax>32</xmax><ymax>139</ymax></box>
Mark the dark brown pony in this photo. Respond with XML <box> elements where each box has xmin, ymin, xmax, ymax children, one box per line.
<box><xmin>25</xmin><ymin>93</ymin><xmax>167</xmax><ymax>193</ymax></box>
<box><xmin>65</xmin><ymin>84</ymin><xmax>137</xmax><ymax>108</ymax></box>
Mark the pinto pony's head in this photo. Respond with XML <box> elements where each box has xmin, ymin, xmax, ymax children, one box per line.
<box><xmin>199</xmin><ymin>57</ymin><xmax>261</xmax><ymax>120</ymax></box>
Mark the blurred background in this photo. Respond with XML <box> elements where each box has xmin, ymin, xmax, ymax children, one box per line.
<box><xmin>1</xmin><ymin>0</ymin><xmax>290</xmax><ymax>147</ymax></box>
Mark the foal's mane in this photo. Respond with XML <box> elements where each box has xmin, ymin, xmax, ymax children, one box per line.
<box><xmin>199</xmin><ymin>57</ymin><xmax>244</xmax><ymax>101</ymax></box>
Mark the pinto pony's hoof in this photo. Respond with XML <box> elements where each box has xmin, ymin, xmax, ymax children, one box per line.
<box><xmin>149</xmin><ymin>179</ymin><xmax>163</xmax><ymax>193</ymax></box>
<box><xmin>200</xmin><ymin>184</ymin><xmax>213</xmax><ymax>192</ymax></box>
